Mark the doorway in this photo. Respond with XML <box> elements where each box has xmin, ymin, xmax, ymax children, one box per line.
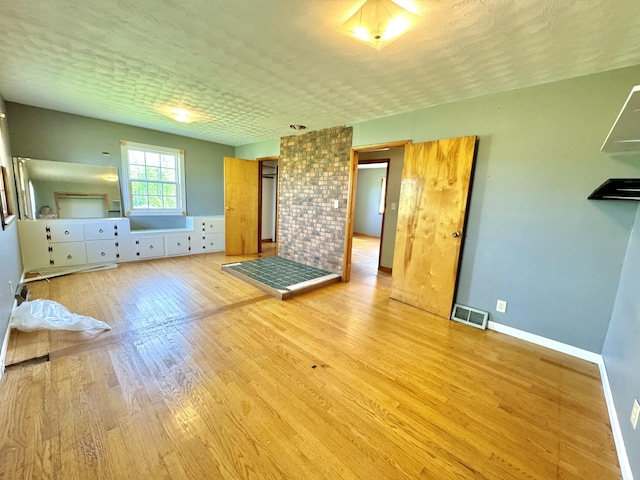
<box><xmin>351</xmin><ymin>159</ymin><xmax>389</xmax><ymax>277</ymax></box>
<box><xmin>344</xmin><ymin>141</ymin><xmax>410</xmax><ymax>282</ymax></box>
<box><xmin>258</xmin><ymin>156</ymin><xmax>279</xmax><ymax>256</ymax></box>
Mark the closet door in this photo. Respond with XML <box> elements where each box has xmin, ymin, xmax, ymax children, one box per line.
<box><xmin>391</xmin><ymin>136</ymin><xmax>477</xmax><ymax>319</ymax></box>
<box><xmin>224</xmin><ymin>157</ymin><xmax>258</xmax><ymax>255</ymax></box>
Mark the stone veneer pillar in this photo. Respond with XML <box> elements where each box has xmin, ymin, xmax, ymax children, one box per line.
<box><xmin>278</xmin><ymin>126</ymin><xmax>353</xmax><ymax>273</ymax></box>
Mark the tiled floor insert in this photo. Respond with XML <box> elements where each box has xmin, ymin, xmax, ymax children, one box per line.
<box><xmin>222</xmin><ymin>256</ymin><xmax>340</xmax><ymax>299</ymax></box>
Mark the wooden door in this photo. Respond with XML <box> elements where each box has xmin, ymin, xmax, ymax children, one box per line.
<box><xmin>390</xmin><ymin>136</ymin><xmax>477</xmax><ymax>318</ymax></box>
<box><xmin>224</xmin><ymin>157</ymin><xmax>259</xmax><ymax>255</ymax></box>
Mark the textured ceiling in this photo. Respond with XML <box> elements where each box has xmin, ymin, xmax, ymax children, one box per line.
<box><xmin>0</xmin><ymin>0</ymin><xmax>639</xmax><ymax>147</ymax></box>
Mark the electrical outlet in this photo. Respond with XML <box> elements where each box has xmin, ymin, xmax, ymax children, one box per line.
<box><xmin>631</xmin><ymin>398</ymin><xmax>640</xmax><ymax>430</ymax></box>
<box><xmin>333</xmin><ymin>199</ymin><xmax>339</xmax><ymax>209</ymax></box>
<box><xmin>496</xmin><ymin>300</ymin><xmax>507</xmax><ymax>313</ymax></box>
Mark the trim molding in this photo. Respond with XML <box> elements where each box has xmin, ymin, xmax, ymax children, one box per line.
<box><xmin>0</xmin><ymin>299</ymin><xmax>17</xmax><ymax>382</ymax></box>
<box><xmin>487</xmin><ymin>321</ymin><xmax>633</xmax><ymax>480</ymax></box>
<box><xmin>598</xmin><ymin>359</ymin><xmax>634</xmax><ymax>480</ymax></box>
<box><xmin>487</xmin><ymin>321</ymin><xmax>601</xmax><ymax>363</ymax></box>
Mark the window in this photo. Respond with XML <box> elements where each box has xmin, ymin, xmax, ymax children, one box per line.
<box><xmin>120</xmin><ymin>141</ymin><xmax>186</xmax><ymax>216</ymax></box>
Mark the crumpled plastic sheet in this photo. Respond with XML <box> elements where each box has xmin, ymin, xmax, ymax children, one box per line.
<box><xmin>11</xmin><ymin>299</ymin><xmax>111</xmax><ymax>335</ymax></box>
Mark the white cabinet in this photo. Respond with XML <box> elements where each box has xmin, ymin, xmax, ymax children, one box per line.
<box><xmin>166</xmin><ymin>233</ymin><xmax>191</xmax><ymax>256</ymax></box>
<box><xmin>202</xmin><ymin>233</ymin><xmax>223</xmax><ymax>252</ymax></box>
<box><xmin>48</xmin><ymin>223</ymin><xmax>84</xmax><ymax>242</ymax></box>
<box><xmin>18</xmin><ymin>218</ymin><xmax>124</xmax><ymax>273</ymax></box>
<box><xmin>18</xmin><ymin>216</ymin><xmax>223</xmax><ymax>276</ymax></box>
<box><xmin>50</xmin><ymin>241</ymin><xmax>87</xmax><ymax>267</ymax></box>
<box><xmin>136</xmin><ymin>236</ymin><xmax>165</xmax><ymax>259</ymax></box>
<box><xmin>84</xmin><ymin>221</ymin><xmax>119</xmax><ymax>240</ymax></box>
<box><xmin>193</xmin><ymin>216</ymin><xmax>225</xmax><ymax>253</ymax></box>
<box><xmin>86</xmin><ymin>239</ymin><xmax>119</xmax><ymax>264</ymax></box>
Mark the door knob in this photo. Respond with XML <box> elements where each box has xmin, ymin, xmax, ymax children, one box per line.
<box><xmin>225</xmin><ymin>207</ymin><xmax>231</xmax><ymax>211</ymax></box>
<box><xmin>452</xmin><ymin>231</ymin><xmax>460</xmax><ymax>238</ymax></box>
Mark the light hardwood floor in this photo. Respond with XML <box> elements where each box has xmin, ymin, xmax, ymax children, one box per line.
<box><xmin>0</xmin><ymin>239</ymin><xmax>621</xmax><ymax>479</ymax></box>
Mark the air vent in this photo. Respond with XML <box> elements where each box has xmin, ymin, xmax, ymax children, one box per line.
<box><xmin>451</xmin><ymin>304</ymin><xmax>489</xmax><ymax>330</ymax></box>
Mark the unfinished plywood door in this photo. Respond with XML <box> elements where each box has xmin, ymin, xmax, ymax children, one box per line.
<box><xmin>224</xmin><ymin>157</ymin><xmax>259</xmax><ymax>255</ymax></box>
<box><xmin>391</xmin><ymin>136</ymin><xmax>477</xmax><ymax>318</ymax></box>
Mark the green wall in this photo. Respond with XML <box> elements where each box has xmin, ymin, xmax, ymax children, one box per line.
<box><xmin>359</xmin><ymin>148</ymin><xmax>404</xmax><ymax>268</ymax></box>
<box><xmin>353</xmin><ymin>166</ymin><xmax>386</xmax><ymax>237</ymax></box>
<box><xmin>6</xmin><ymin>103</ymin><xmax>234</xmax><ymax>228</ymax></box>
<box><xmin>238</xmin><ymin>64</ymin><xmax>640</xmax><ymax>353</ymax></box>
<box><xmin>0</xmin><ymin>94</ymin><xmax>23</xmax><ymax>366</ymax></box>
<box><xmin>602</xmin><ymin>206</ymin><xmax>640</xmax><ymax>478</ymax></box>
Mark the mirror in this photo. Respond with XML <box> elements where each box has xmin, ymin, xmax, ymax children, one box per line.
<box><xmin>12</xmin><ymin>157</ymin><xmax>122</xmax><ymax>220</ymax></box>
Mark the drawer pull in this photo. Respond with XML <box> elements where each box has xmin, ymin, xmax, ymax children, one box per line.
<box><xmin>67</xmin><ymin>254</ymin><xmax>72</xmax><ymax>259</ymax></box>
<box><xmin>101</xmin><ymin>252</ymin><xmax>106</xmax><ymax>256</ymax></box>
<box><xmin>64</xmin><ymin>230</ymin><xmax>70</xmax><ymax>235</ymax></box>
<box><xmin>149</xmin><ymin>245</ymin><xmax>154</xmax><ymax>249</ymax></box>
<box><xmin>177</xmin><ymin>242</ymin><xmax>182</xmax><ymax>246</ymax></box>
<box><xmin>99</xmin><ymin>228</ymin><xmax>104</xmax><ymax>233</ymax></box>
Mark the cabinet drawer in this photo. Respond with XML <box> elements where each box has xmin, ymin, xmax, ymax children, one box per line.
<box><xmin>136</xmin><ymin>236</ymin><xmax>165</xmax><ymax>258</ymax></box>
<box><xmin>84</xmin><ymin>222</ymin><xmax>118</xmax><ymax>240</ymax></box>
<box><xmin>48</xmin><ymin>223</ymin><xmax>84</xmax><ymax>242</ymax></box>
<box><xmin>86</xmin><ymin>239</ymin><xmax>119</xmax><ymax>263</ymax></box>
<box><xmin>166</xmin><ymin>234</ymin><xmax>191</xmax><ymax>256</ymax></box>
<box><xmin>202</xmin><ymin>233</ymin><xmax>223</xmax><ymax>252</ymax></box>
<box><xmin>50</xmin><ymin>242</ymin><xmax>87</xmax><ymax>267</ymax></box>
<box><xmin>201</xmin><ymin>217</ymin><xmax>224</xmax><ymax>233</ymax></box>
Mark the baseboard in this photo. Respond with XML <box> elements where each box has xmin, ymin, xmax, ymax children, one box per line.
<box><xmin>487</xmin><ymin>321</ymin><xmax>601</xmax><ymax>363</ymax></box>
<box><xmin>0</xmin><ymin>299</ymin><xmax>16</xmax><ymax>382</ymax></box>
<box><xmin>598</xmin><ymin>359</ymin><xmax>634</xmax><ymax>480</ymax></box>
<box><xmin>487</xmin><ymin>320</ymin><xmax>633</xmax><ymax>479</ymax></box>
<box><xmin>378</xmin><ymin>265</ymin><xmax>392</xmax><ymax>274</ymax></box>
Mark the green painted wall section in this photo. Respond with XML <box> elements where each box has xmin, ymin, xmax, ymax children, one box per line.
<box><xmin>0</xmin><ymin>94</ymin><xmax>23</xmax><ymax>365</ymax></box>
<box><xmin>354</xmin><ymin>167</ymin><xmax>386</xmax><ymax>237</ymax></box>
<box><xmin>6</xmin><ymin>103</ymin><xmax>234</xmax><ymax>228</ymax></box>
<box><xmin>359</xmin><ymin>148</ymin><xmax>404</xmax><ymax>268</ymax></box>
<box><xmin>235</xmin><ymin>138</ymin><xmax>280</xmax><ymax>159</ymax></box>
<box><xmin>237</xmin><ymin>64</ymin><xmax>640</xmax><ymax>353</ymax></box>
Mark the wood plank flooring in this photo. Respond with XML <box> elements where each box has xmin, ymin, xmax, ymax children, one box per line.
<box><xmin>0</xmin><ymin>240</ymin><xmax>621</xmax><ymax>479</ymax></box>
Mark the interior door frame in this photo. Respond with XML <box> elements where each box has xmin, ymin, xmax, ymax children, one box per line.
<box><xmin>343</xmin><ymin>140</ymin><xmax>411</xmax><ymax>282</ymax></box>
<box><xmin>257</xmin><ymin>156</ymin><xmax>279</xmax><ymax>255</ymax></box>
<box><xmin>356</xmin><ymin>158</ymin><xmax>390</xmax><ymax>270</ymax></box>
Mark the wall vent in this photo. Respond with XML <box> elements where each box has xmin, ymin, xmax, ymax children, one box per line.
<box><xmin>451</xmin><ymin>304</ymin><xmax>489</xmax><ymax>330</ymax></box>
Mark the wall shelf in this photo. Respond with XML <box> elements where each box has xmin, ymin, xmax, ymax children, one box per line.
<box><xmin>601</xmin><ymin>85</ymin><xmax>640</xmax><ymax>153</ymax></box>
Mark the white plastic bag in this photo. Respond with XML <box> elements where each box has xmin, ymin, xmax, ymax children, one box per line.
<box><xmin>11</xmin><ymin>299</ymin><xmax>111</xmax><ymax>334</ymax></box>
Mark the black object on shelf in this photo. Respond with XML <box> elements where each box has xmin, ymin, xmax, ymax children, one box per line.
<box><xmin>588</xmin><ymin>179</ymin><xmax>640</xmax><ymax>201</ymax></box>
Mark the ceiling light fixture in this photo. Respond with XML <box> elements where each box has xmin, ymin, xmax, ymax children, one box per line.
<box><xmin>290</xmin><ymin>124</ymin><xmax>307</xmax><ymax>130</ymax></box>
<box><xmin>171</xmin><ymin>108</ymin><xmax>192</xmax><ymax>123</ymax></box>
<box><xmin>338</xmin><ymin>0</ymin><xmax>420</xmax><ymax>50</ymax></box>
<box><xmin>158</xmin><ymin>104</ymin><xmax>206</xmax><ymax>124</ymax></box>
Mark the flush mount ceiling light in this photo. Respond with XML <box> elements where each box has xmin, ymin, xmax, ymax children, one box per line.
<box><xmin>171</xmin><ymin>108</ymin><xmax>193</xmax><ymax>123</ymax></box>
<box><xmin>338</xmin><ymin>0</ymin><xmax>420</xmax><ymax>50</ymax></box>
<box><xmin>290</xmin><ymin>124</ymin><xmax>307</xmax><ymax>130</ymax></box>
<box><xmin>158</xmin><ymin>104</ymin><xmax>206</xmax><ymax>124</ymax></box>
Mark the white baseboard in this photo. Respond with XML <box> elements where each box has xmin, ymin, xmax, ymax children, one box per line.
<box><xmin>598</xmin><ymin>359</ymin><xmax>634</xmax><ymax>480</ymax></box>
<box><xmin>487</xmin><ymin>321</ymin><xmax>601</xmax><ymax>363</ymax></box>
<box><xmin>487</xmin><ymin>321</ymin><xmax>633</xmax><ymax>480</ymax></box>
<box><xmin>0</xmin><ymin>299</ymin><xmax>16</xmax><ymax>382</ymax></box>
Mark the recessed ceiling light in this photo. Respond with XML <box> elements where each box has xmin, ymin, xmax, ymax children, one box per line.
<box><xmin>290</xmin><ymin>124</ymin><xmax>307</xmax><ymax>130</ymax></box>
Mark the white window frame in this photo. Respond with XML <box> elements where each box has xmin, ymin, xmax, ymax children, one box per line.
<box><xmin>120</xmin><ymin>140</ymin><xmax>186</xmax><ymax>216</ymax></box>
